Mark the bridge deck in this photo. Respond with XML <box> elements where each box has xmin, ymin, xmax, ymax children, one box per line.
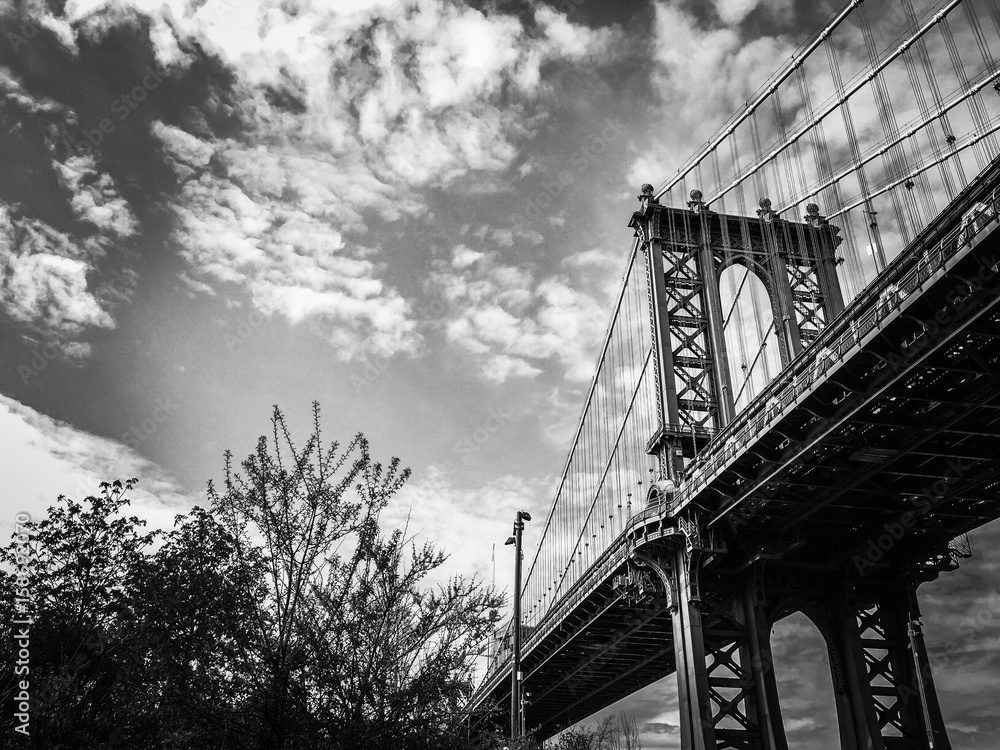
<box><xmin>471</xmin><ymin>158</ymin><xmax>1000</xmax><ymax>740</ymax></box>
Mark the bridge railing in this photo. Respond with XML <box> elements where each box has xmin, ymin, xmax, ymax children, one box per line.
<box><xmin>654</xmin><ymin>184</ymin><xmax>1000</xmax><ymax>524</ymax></box>
<box><xmin>481</xmin><ymin>526</ymin><xmax>638</xmax><ymax>689</ymax></box>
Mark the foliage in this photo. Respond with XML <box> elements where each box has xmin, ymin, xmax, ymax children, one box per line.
<box><xmin>0</xmin><ymin>480</ymin><xmax>160</xmax><ymax>748</ymax></box>
<box><xmin>546</xmin><ymin>713</ymin><xmax>643</xmax><ymax>750</ymax></box>
<box><xmin>0</xmin><ymin>404</ymin><xmax>504</xmax><ymax>749</ymax></box>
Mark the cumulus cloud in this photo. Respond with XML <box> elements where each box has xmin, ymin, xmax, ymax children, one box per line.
<box><xmin>0</xmin><ymin>0</ymin><xmax>618</xmax><ymax>365</ymax></box>
<box><xmin>170</xmin><ymin>163</ymin><xmax>420</xmax><ymax>359</ymax></box>
<box><xmin>0</xmin><ymin>202</ymin><xmax>122</xmax><ymax>340</ymax></box>
<box><xmin>428</xmin><ymin>244</ymin><xmax>615</xmax><ymax>383</ymax></box>
<box><xmin>147</xmin><ymin>0</ymin><xmax>619</xmax><ymax>361</ymax></box>
<box><xmin>714</xmin><ymin>0</ymin><xmax>794</xmax><ymax>26</ymax></box>
<box><xmin>53</xmin><ymin>154</ymin><xmax>138</xmax><ymax>239</ymax></box>
<box><xmin>172</xmin><ymin>0</ymin><xmax>619</xmax><ymax>360</ymax></box>
<box><xmin>0</xmin><ymin>59</ymin><xmax>138</xmax><ymax>348</ymax></box>
<box><xmin>1</xmin><ymin>250</ymin><xmax>113</xmax><ymax>333</ymax></box>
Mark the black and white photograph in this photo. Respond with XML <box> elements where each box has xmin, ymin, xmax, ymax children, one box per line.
<box><xmin>1</xmin><ymin>0</ymin><xmax>999</xmax><ymax>748</ymax></box>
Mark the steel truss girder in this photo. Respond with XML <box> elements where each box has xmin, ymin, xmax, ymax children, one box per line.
<box><xmin>714</xmin><ymin>246</ymin><xmax>1000</xmax><ymax>534</ymax></box>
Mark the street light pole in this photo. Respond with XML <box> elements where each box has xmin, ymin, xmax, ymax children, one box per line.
<box><xmin>505</xmin><ymin>510</ymin><xmax>530</xmax><ymax>740</ymax></box>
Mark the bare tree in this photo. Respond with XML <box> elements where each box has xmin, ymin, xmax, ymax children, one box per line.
<box><xmin>548</xmin><ymin>713</ymin><xmax>643</xmax><ymax>750</ymax></box>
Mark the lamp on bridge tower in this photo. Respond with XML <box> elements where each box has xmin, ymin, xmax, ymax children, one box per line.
<box><xmin>647</xmin><ymin>477</ymin><xmax>676</xmax><ymax>507</ymax></box>
<box><xmin>504</xmin><ymin>510</ymin><xmax>531</xmax><ymax>740</ymax></box>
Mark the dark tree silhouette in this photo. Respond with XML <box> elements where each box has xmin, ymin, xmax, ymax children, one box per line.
<box><xmin>0</xmin><ymin>480</ymin><xmax>159</xmax><ymax>748</ymax></box>
<box><xmin>0</xmin><ymin>404</ymin><xmax>504</xmax><ymax>750</ymax></box>
<box><xmin>208</xmin><ymin>403</ymin><xmax>504</xmax><ymax>749</ymax></box>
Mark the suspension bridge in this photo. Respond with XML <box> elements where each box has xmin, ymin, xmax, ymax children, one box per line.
<box><xmin>470</xmin><ymin>1</ymin><xmax>1000</xmax><ymax>748</ymax></box>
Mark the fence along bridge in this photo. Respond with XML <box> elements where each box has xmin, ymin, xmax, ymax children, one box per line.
<box><xmin>470</xmin><ymin>1</ymin><xmax>1000</xmax><ymax>747</ymax></box>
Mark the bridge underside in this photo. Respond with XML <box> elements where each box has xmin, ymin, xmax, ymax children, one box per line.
<box><xmin>511</xmin><ymin>567</ymin><xmax>675</xmax><ymax>737</ymax></box>
<box><xmin>473</xmin><ymin>161</ymin><xmax>1000</xmax><ymax>746</ymax></box>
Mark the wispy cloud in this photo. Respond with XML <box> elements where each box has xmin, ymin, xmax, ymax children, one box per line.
<box><xmin>0</xmin><ymin>394</ymin><xmax>197</xmax><ymax>536</ymax></box>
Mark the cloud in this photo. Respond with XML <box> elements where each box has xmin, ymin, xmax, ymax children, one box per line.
<box><xmin>0</xmin><ymin>0</ymin><xmax>618</xmax><ymax>364</ymax></box>
<box><xmin>0</xmin><ymin>39</ymin><xmax>142</xmax><ymax>349</ymax></box>
<box><xmin>642</xmin><ymin>721</ymin><xmax>678</xmax><ymax>735</ymax></box>
<box><xmin>428</xmin><ymin>244</ymin><xmax>613</xmax><ymax>382</ymax></box>
<box><xmin>53</xmin><ymin>154</ymin><xmax>138</xmax><ymax>239</ymax></box>
<box><xmin>534</xmin><ymin>6</ymin><xmax>616</xmax><ymax>61</ymax></box>
<box><xmin>628</xmin><ymin>4</ymin><xmax>798</xmax><ymax>189</ymax></box>
<box><xmin>0</xmin><ymin>188</ymin><xmax>128</xmax><ymax>342</ymax></box>
<box><xmin>385</xmin><ymin>466</ymin><xmax>553</xmax><ymax>592</ymax></box>
<box><xmin>150</xmin><ymin>0</ymin><xmax>619</xmax><ymax>361</ymax></box>
<box><xmin>169</xmin><ymin>163</ymin><xmax>420</xmax><ymax>359</ymax></box>
<box><xmin>0</xmin><ymin>394</ymin><xmax>198</xmax><ymax>539</ymax></box>
<box><xmin>714</xmin><ymin>0</ymin><xmax>794</xmax><ymax>26</ymax></box>
<box><xmin>1</xmin><ymin>249</ymin><xmax>113</xmax><ymax>333</ymax></box>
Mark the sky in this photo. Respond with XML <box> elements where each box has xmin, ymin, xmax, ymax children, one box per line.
<box><xmin>0</xmin><ymin>0</ymin><xmax>998</xmax><ymax>747</ymax></box>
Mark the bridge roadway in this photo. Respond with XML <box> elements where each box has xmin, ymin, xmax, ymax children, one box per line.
<box><xmin>470</xmin><ymin>158</ymin><xmax>1000</xmax><ymax>740</ymax></box>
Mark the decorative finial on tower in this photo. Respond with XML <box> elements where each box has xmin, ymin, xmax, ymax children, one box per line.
<box><xmin>756</xmin><ymin>197</ymin><xmax>777</xmax><ymax>223</ymax></box>
<box><xmin>804</xmin><ymin>202</ymin><xmax>827</xmax><ymax>227</ymax></box>
<box><xmin>687</xmin><ymin>188</ymin><xmax>706</xmax><ymax>214</ymax></box>
<box><xmin>638</xmin><ymin>183</ymin><xmax>657</xmax><ymax>212</ymax></box>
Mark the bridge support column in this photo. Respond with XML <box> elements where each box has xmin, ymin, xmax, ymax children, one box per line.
<box><xmin>762</xmin><ymin>230</ymin><xmax>803</xmax><ymax>365</ymax></box>
<box><xmin>672</xmin><ymin>546</ymin><xmax>716</xmax><ymax>750</ymax></box>
<box><xmin>738</xmin><ymin>572</ymin><xmax>788</xmax><ymax>750</ymax></box>
<box><xmin>822</xmin><ymin>577</ymin><xmax>952</xmax><ymax>750</ymax></box>
<box><xmin>671</xmin><ymin>553</ymin><xmax>788</xmax><ymax>750</ymax></box>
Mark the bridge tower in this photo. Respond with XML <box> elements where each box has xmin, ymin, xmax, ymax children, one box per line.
<box><xmin>632</xmin><ymin>183</ymin><xmax>845</xmax><ymax>477</ymax></box>
<box><xmin>628</xmin><ymin>185</ymin><xmax>952</xmax><ymax>750</ymax></box>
